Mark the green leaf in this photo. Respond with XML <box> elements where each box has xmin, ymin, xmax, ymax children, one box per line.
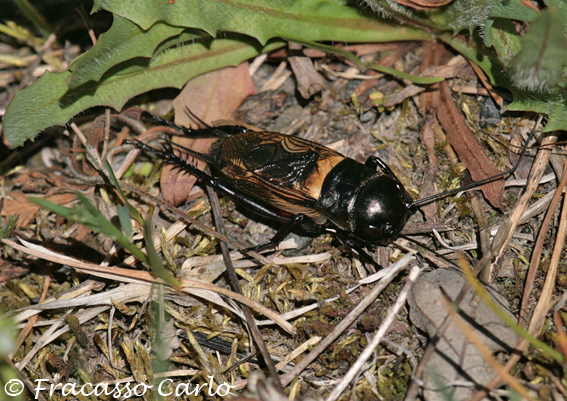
<box><xmin>92</xmin><ymin>0</ymin><xmax>430</xmax><ymax>45</ymax></box>
<box><xmin>3</xmin><ymin>35</ymin><xmax>285</xmax><ymax>148</ymax></box>
<box><xmin>105</xmin><ymin>160</ymin><xmax>143</xmax><ymax>227</ymax></box>
<box><xmin>507</xmin><ymin>88</ymin><xmax>567</xmax><ymax>133</ymax></box>
<box><xmin>441</xmin><ymin>32</ymin><xmax>510</xmax><ymax>88</ymax></box>
<box><xmin>488</xmin><ymin>18</ymin><xmax>522</xmax><ymax>63</ymax></box>
<box><xmin>116</xmin><ymin>204</ymin><xmax>133</xmax><ymax>239</ymax></box>
<box><xmin>29</xmin><ymin>193</ymin><xmax>149</xmax><ymax>263</ymax></box>
<box><xmin>68</xmin><ymin>16</ymin><xmax>186</xmax><ymax>88</ymax></box>
<box><xmin>283</xmin><ymin>36</ymin><xmax>365</xmax><ymax>70</ymax></box>
<box><xmin>509</xmin><ymin>6</ymin><xmax>567</xmax><ymax>92</ymax></box>
<box><xmin>365</xmin><ymin>0</ymin><xmax>536</xmax><ymax>36</ymax></box>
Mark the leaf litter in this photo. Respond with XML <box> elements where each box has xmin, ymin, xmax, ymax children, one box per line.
<box><xmin>1</xmin><ymin>10</ymin><xmax>566</xmax><ymax>401</ymax></box>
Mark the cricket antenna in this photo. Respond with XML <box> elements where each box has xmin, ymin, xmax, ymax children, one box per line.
<box><xmin>184</xmin><ymin>106</ymin><xmax>212</xmax><ymax>129</ymax></box>
<box><xmin>410</xmin><ymin>115</ymin><xmax>543</xmax><ymax>209</ymax></box>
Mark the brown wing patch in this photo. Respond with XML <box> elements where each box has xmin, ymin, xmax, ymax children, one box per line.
<box><xmin>218</xmin><ymin>131</ymin><xmax>344</xmax><ymax>221</ymax></box>
<box><xmin>300</xmin><ymin>154</ymin><xmax>344</xmax><ymax>199</ymax></box>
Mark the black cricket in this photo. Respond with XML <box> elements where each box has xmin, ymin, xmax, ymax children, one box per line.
<box><xmin>127</xmin><ymin>111</ymin><xmax>525</xmax><ymax>251</ymax></box>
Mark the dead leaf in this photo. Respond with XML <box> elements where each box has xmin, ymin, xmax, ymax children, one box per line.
<box><xmin>418</xmin><ymin>42</ymin><xmax>451</xmax><ymax>115</ymax></box>
<box><xmin>437</xmin><ymin>81</ymin><xmax>504</xmax><ymax>208</ymax></box>
<box><xmin>288</xmin><ymin>42</ymin><xmax>325</xmax><ymax>99</ymax></box>
<box><xmin>408</xmin><ymin>269</ymin><xmax>518</xmax><ymax>401</ymax></box>
<box><xmin>160</xmin><ymin>63</ymin><xmax>255</xmax><ymax>205</ymax></box>
<box><xmin>1</xmin><ymin>192</ymin><xmax>76</xmax><ymax>227</ymax></box>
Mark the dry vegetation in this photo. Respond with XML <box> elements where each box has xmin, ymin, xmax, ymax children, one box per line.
<box><xmin>1</xmin><ymin>3</ymin><xmax>566</xmax><ymax>401</ymax></box>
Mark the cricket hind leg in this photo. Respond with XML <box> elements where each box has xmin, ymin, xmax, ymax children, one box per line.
<box><xmin>127</xmin><ymin>138</ymin><xmax>301</xmax><ymax>241</ymax></box>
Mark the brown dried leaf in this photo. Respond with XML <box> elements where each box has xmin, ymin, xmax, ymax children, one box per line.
<box><xmin>408</xmin><ymin>269</ymin><xmax>518</xmax><ymax>401</ymax></box>
<box><xmin>288</xmin><ymin>42</ymin><xmax>325</xmax><ymax>99</ymax></box>
<box><xmin>437</xmin><ymin>81</ymin><xmax>504</xmax><ymax>208</ymax></box>
<box><xmin>418</xmin><ymin>42</ymin><xmax>451</xmax><ymax>115</ymax></box>
<box><xmin>160</xmin><ymin>63</ymin><xmax>255</xmax><ymax>205</ymax></box>
<box><xmin>1</xmin><ymin>192</ymin><xmax>76</xmax><ymax>227</ymax></box>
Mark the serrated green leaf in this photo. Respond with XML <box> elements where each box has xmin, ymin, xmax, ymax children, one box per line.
<box><xmin>443</xmin><ymin>23</ymin><xmax>567</xmax><ymax>132</ymax></box>
<box><xmin>488</xmin><ymin>19</ymin><xmax>522</xmax><ymax>63</ymax></box>
<box><xmin>92</xmin><ymin>0</ymin><xmax>430</xmax><ymax>45</ymax></box>
<box><xmin>366</xmin><ymin>0</ymin><xmax>536</xmax><ymax>36</ymax></box>
<box><xmin>507</xmin><ymin>88</ymin><xmax>567</xmax><ymax>133</ymax></box>
<box><xmin>3</xmin><ymin>35</ymin><xmax>284</xmax><ymax>148</ymax></box>
<box><xmin>445</xmin><ymin>0</ymin><xmax>537</xmax><ymax>33</ymax></box>
<box><xmin>509</xmin><ymin>6</ymin><xmax>567</xmax><ymax>92</ymax></box>
<box><xmin>68</xmin><ymin>16</ymin><xmax>186</xmax><ymax>88</ymax></box>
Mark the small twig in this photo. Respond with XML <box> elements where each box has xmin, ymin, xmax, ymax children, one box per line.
<box><xmin>526</xmin><ymin>159</ymin><xmax>567</xmax><ymax>336</ymax></box>
<box><xmin>489</xmin><ymin>126</ymin><xmax>554</xmax><ymax>268</ymax></box>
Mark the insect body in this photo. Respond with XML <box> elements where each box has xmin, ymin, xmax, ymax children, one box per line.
<box><xmin>130</xmin><ymin>114</ymin><xmax>416</xmax><ymax>248</ymax></box>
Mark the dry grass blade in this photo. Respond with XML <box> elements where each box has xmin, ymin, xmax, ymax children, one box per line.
<box><xmin>520</xmin><ymin>155</ymin><xmax>567</xmax><ymax>326</ymax></box>
<box><xmin>3</xmin><ymin>238</ymin><xmax>295</xmax><ymax>334</ymax></box>
<box><xmin>527</xmin><ymin>159</ymin><xmax>567</xmax><ymax>336</ymax></box>
<box><xmin>16</xmin><ymin>306</ymin><xmax>108</xmax><ymax>370</ymax></box>
<box><xmin>489</xmin><ymin>132</ymin><xmax>557</xmax><ymax>267</ymax></box>
<box><xmin>16</xmin><ymin>282</ymin><xmax>150</xmax><ymax>313</ymax></box>
<box><xmin>14</xmin><ymin>279</ymin><xmax>104</xmax><ymax>323</ymax></box>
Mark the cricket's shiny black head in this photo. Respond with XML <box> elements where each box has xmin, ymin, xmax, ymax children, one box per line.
<box><xmin>351</xmin><ymin>175</ymin><xmax>414</xmax><ymax>243</ymax></box>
